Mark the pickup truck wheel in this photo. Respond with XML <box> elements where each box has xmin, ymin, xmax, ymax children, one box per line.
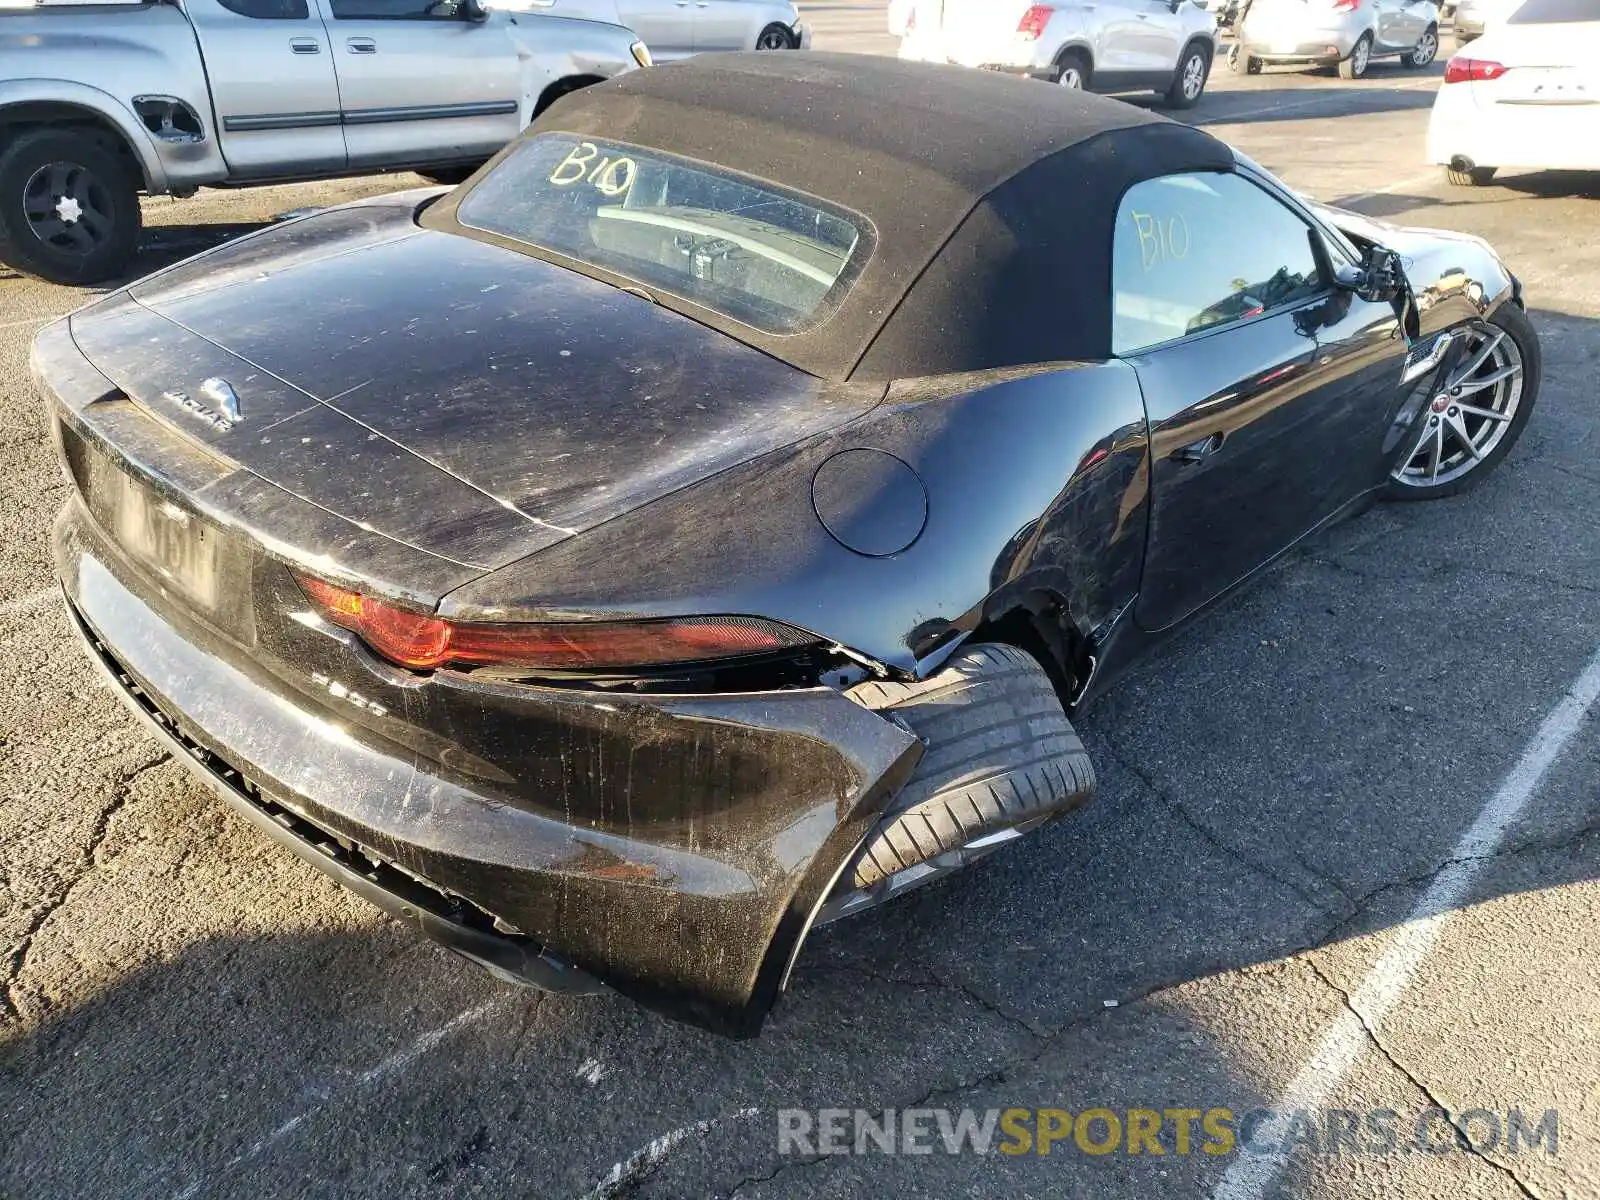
<box><xmin>0</xmin><ymin>129</ymin><xmax>141</xmax><ymax>286</ymax></box>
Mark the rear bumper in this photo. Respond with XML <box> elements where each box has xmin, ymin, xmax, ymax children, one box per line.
<box><xmin>1241</xmin><ymin>23</ymin><xmax>1361</xmax><ymax>61</ymax></box>
<box><xmin>1426</xmin><ymin>85</ymin><xmax>1600</xmax><ymax>171</ymax></box>
<box><xmin>53</xmin><ymin>499</ymin><xmax>921</xmax><ymax>1036</ymax></box>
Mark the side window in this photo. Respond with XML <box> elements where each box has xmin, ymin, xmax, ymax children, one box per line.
<box><xmin>1112</xmin><ymin>172</ymin><xmax>1327</xmax><ymax>356</ymax></box>
<box><xmin>327</xmin><ymin>0</ymin><xmax>468</xmax><ymax>17</ymax></box>
<box><xmin>217</xmin><ymin>0</ymin><xmax>311</xmax><ymax>16</ymax></box>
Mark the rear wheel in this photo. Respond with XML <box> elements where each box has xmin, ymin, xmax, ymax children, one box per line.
<box><xmin>1446</xmin><ymin>163</ymin><xmax>1497</xmax><ymax>186</ymax></box>
<box><xmin>1407</xmin><ymin>23</ymin><xmax>1439</xmax><ymax>67</ymax></box>
<box><xmin>1245</xmin><ymin>54</ymin><xmax>1263</xmax><ymax>74</ymax></box>
<box><xmin>1385</xmin><ymin>305</ymin><xmax>1539</xmax><ymax>500</ymax></box>
<box><xmin>0</xmin><ymin>128</ymin><xmax>141</xmax><ymax>286</ymax></box>
<box><xmin>820</xmin><ymin>643</ymin><xmax>1096</xmax><ymax>922</ymax></box>
<box><xmin>1164</xmin><ymin>41</ymin><xmax>1212</xmax><ymax>108</ymax></box>
<box><xmin>1339</xmin><ymin>32</ymin><xmax>1372</xmax><ymax>78</ymax></box>
<box><xmin>755</xmin><ymin>21</ymin><xmax>796</xmax><ymax>48</ymax></box>
<box><xmin>1056</xmin><ymin>49</ymin><xmax>1091</xmax><ymax>90</ymax></box>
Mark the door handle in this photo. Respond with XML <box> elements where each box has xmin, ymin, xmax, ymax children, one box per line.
<box><xmin>290</xmin><ymin>36</ymin><xmax>321</xmax><ymax>53</ymax></box>
<box><xmin>1171</xmin><ymin>431</ymin><xmax>1226</xmax><ymax>463</ymax></box>
<box><xmin>346</xmin><ymin>36</ymin><xmax>378</xmax><ymax>53</ymax></box>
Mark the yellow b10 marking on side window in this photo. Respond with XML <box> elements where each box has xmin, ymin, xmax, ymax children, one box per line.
<box><xmin>548</xmin><ymin>141</ymin><xmax>636</xmax><ymax>197</ymax></box>
<box><xmin>1130</xmin><ymin>209</ymin><xmax>1190</xmax><ymax>271</ymax></box>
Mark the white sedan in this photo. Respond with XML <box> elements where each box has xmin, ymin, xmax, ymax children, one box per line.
<box><xmin>1427</xmin><ymin>0</ymin><xmax>1600</xmax><ymax>184</ymax></box>
<box><xmin>494</xmin><ymin>0</ymin><xmax>809</xmax><ymax>56</ymax></box>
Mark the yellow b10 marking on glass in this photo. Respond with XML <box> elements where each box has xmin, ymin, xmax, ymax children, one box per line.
<box><xmin>1130</xmin><ymin>209</ymin><xmax>1190</xmax><ymax>271</ymax></box>
<box><xmin>549</xmin><ymin>141</ymin><xmax>636</xmax><ymax>197</ymax></box>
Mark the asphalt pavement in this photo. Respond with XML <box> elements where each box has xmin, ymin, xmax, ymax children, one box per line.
<box><xmin>3</xmin><ymin>12</ymin><xmax>1598</xmax><ymax>1200</ymax></box>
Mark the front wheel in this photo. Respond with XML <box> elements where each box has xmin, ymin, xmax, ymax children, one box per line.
<box><xmin>755</xmin><ymin>22</ymin><xmax>796</xmax><ymax>49</ymax></box>
<box><xmin>1164</xmin><ymin>43</ymin><xmax>1212</xmax><ymax>108</ymax></box>
<box><xmin>1339</xmin><ymin>32</ymin><xmax>1372</xmax><ymax>79</ymax></box>
<box><xmin>0</xmin><ymin>128</ymin><xmax>141</xmax><ymax>286</ymax></box>
<box><xmin>1385</xmin><ymin>305</ymin><xmax>1540</xmax><ymax>500</ymax></box>
<box><xmin>1407</xmin><ymin>24</ymin><xmax>1439</xmax><ymax>67</ymax></box>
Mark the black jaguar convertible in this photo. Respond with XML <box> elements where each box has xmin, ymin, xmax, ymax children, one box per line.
<box><xmin>34</xmin><ymin>55</ymin><xmax>1539</xmax><ymax>1035</ymax></box>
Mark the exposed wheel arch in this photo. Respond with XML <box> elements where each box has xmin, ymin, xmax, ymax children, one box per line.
<box><xmin>0</xmin><ymin>100</ymin><xmax>151</xmax><ymax>190</ymax></box>
<box><xmin>969</xmin><ymin>591</ymin><xmax>1092</xmax><ymax>712</ymax></box>
<box><xmin>534</xmin><ymin>74</ymin><xmax>608</xmax><ymax>118</ymax></box>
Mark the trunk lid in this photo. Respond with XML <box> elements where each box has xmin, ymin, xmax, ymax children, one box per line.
<box><xmin>69</xmin><ymin>199</ymin><xmax>879</xmax><ymax>584</ymax></box>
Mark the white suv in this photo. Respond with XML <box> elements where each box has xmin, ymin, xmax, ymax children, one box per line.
<box><xmin>895</xmin><ymin>0</ymin><xmax>1219</xmax><ymax>109</ymax></box>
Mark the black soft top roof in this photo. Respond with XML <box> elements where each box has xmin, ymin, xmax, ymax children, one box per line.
<box><xmin>441</xmin><ymin>53</ymin><xmax>1234</xmax><ymax>380</ymax></box>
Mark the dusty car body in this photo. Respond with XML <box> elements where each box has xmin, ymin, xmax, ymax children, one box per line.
<box><xmin>37</xmin><ymin>55</ymin><xmax>1538</xmax><ymax>1035</ymax></box>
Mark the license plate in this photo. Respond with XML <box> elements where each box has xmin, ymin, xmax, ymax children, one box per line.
<box><xmin>1499</xmin><ymin>69</ymin><xmax>1600</xmax><ymax>105</ymax></box>
<box><xmin>110</xmin><ymin>470</ymin><xmax>221</xmax><ymax>612</ymax></box>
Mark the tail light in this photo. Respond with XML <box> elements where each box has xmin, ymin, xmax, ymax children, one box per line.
<box><xmin>1444</xmin><ymin>55</ymin><xmax>1508</xmax><ymax>83</ymax></box>
<box><xmin>1331</xmin><ymin>0</ymin><xmax>1359</xmax><ymax>12</ymax></box>
<box><xmin>1017</xmin><ymin>4</ymin><xmax>1053</xmax><ymax>39</ymax></box>
<box><xmin>295</xmin><ymin>574</ymin><xmax>814</xmax><ymax>672</ymax></box>
<box><xmin>906</xmin><ymin>6</ymin><xmax>916</xmax><ymax>33</ymax></box>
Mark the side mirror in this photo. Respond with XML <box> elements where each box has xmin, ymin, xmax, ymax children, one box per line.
<box><xmin>460</xmin><ymin>0</ymin><xmax>489</xmax><ymax>21</ymax></box>
<box><xmin>1333</xmin><ymin>244</ymin><xmax>1406</xmax><ymax>304</ymax></box>
<box><xmin>1334</xmin><ymin>243</ymin><xmax>1420</xmax><ymax>340</ymax></box>
<box><xmin>1169</xmin><ymin>0</ymin><xmax>1184</xmax><ymax>10</ymax></box>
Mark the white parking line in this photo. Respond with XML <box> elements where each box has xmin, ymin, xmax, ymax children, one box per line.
<box><xmin>583</xmin><ymin>1109</ymin><xmax>762</xmax><ymax>1200</ymax></box>
<box><xmin>0</xmin><ymin>316</ymin><xmax>48</xmax><ymax>331</ymax></box>
<box><xmin>172</xmin><ymin>996</ymin><xmax>511</xmax><ymax>1200</ymax></box>
<box><xmin>1332</xmin><ymin>167</ymin><xmax>1442</xmax><ymax>205</ymax></box>
<box><xmin>1196</xmin><ymin>78</ymin><xmax>1439</xmax><ymax>127</ymax></box>
<box><xmin>1212</xmin><ymin>644</ymin><xmax>1600</xmax><ymax>1200</ymax></box>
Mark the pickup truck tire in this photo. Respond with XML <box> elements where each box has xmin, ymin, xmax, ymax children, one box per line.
<box><xmin>0</xmin><ymin>129</ymin><xmax>141</xmax><ymax>287</ymax></box>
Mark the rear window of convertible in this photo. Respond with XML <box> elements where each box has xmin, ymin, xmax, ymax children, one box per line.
<box><xmin>457</xmin><ymin>134</ymin><xmax>869</xmax><ymax>334</ymax></box>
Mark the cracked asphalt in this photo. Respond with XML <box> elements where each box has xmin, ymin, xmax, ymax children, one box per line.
<box><xmin>3</xmin><ymin>11</ymin><xmax>1599</xmax><ymax>1199</ymax></box>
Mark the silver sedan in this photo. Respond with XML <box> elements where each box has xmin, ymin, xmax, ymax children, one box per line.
<box><xmin>1235</xmin><ymin>0</ymin><xmax>1441</xmax><ymax>78</ymax></box>
<box><xmin>492</xmin><ymin>0</ymin><xmax>810</xmax><ymax>56</ymax></box>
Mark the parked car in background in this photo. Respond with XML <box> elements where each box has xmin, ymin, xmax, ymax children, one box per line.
<box><xmin>1234</xmin><ymin>0</ymin><xmax>1441</xmax><ymax>77</ymax></box>
<box><xmin>0</xmin><ymin>0</ymin><xmax>647</xmax><ymax>285</ymax></box>
<box><xmin>897</xmin><ymin>0</ymin><xmax>1219</xmax><ymax>109</ymax></box>
<box><xmin>1428</xmin><ymin>0</ymin><xmax>1600</xmax><ymax>183</ymax></box>
<box><xmin>491</xmin><ymin>0</ymin><xmax>808</xmax><ymax>54</ymax></box>
<box><xmin>1451</xmin><ymin>0</ymin><xmax>1524</xmax><ymax>41</ymax></box>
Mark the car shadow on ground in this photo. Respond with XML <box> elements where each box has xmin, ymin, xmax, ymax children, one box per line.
<box><xmin>2</xmin><ymin>310</ymin><xmax>1597</xmax><ymax>1199</ymax></box>
<box><xmin>1166</xmin><ymin>83</ymin><xmax>1440</xmax><ymax>125</ymax></box>
<box><xmin>1330</xmin><ymin>170</ymin><xmax>1600</xmax><ymax>220</ymax></box>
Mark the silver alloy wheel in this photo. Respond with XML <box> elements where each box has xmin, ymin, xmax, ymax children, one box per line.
<box><xmin>1391</xmin><ymin>323</ymin><xmax>1524</xmax><ymax>489</ymax></box>
<box><xmin>22</xmin><ymin>160</ymin><xmax>114</xmax><ymax>257</ymax></box>
<box><xmin>1182</xmin><ymin>51</ymin><xmax>1207</xmax><ymax>99</ymax></box>
<box><xmin>1350</xmin><ymin>36</ymin><xmax>1370</xmax><ymax>74</ymax></box>
<box><xmin>1058</xmin><ymin>64</ymin><xmax>1085</xmax><ymax>89</ymax></box>
<box><xmin>755</xmin><ymin>26</ymin><xmax>792</xmax><ymax>48</ymax></box>
<box><xmin>1412</xmin><ymin>28</ymin><xmax>1438</xmax><ymax>64</ymax></box>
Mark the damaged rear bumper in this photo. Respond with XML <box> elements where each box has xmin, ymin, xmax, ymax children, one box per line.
<box><xmin>55</xmin><ymin>504</ymin><xmax>922</xmax><ymax>1036</ymax></box>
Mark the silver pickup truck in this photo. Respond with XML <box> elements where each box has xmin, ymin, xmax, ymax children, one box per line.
<box><xmin>0</xmin><ymin>0</ymin><xmax>648</xmax><ymax>285</ymax></box>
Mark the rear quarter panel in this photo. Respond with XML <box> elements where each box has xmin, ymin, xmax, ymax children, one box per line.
<box><xmin>442</xmin><ymin>361</ymin><xmax>1153</xmax><ymax>679</ymax></box>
